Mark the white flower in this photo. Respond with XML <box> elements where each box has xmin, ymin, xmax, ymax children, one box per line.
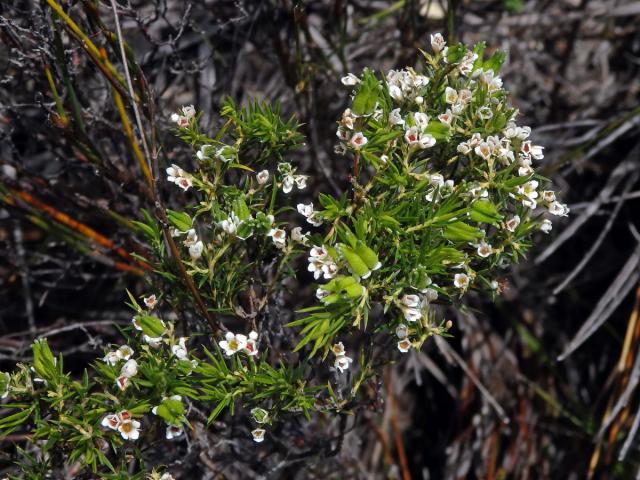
<box><xmin>430</xmin><ymin>33</ymin><xmax>446</xmax><ymax>53</ymax></box>
<box><xmin>389</xmin><ymin>108</ymin><xmax>405</xmax><ymax>126</ymax></box>
<box><xmin>350</xmin><ymin>132</ymin><xmax>368</xmax><ymax>150</ymax></box>
<box><xmin>184</xmin><ymin>228</ymin><xmax>198</xmax><ymax>247</ymax></box>
<box><xmin>166</xmin><ymin>425</ymin><xmax>184</xmax><ymax>440</ymax></box>
<box><xmin>331</xmin><ymin>342</ymin><xmax>346</xmax><ymax>357</ymax></box>
<box><xmin>219</xmin><ymin>213</ymin><xmax>242</xmax><ymax>235</ymax></box>
<box><xmin>170</xmin><ymin>105</ymin><xmax>195</xmax><ymax>127</ymax></box>
<box><xmin>505</xmin><ymin>215</ymin><xmax>520</xmax><ymax>232</ymax></box>
<box><xmin>308</xmin><ymin>246</ymin><xmax>338</xmax><ymax>280</ymax></box>
<box><xmin>291</xmin><ymin>227</ymin><xmax>309</xmax><ymax>244</ymax></box>
<box><xmin>267</xmin><ymin>228</ymin><xmax>287</xmax><ymax>250</ymax></box>
<box><xmin>251</xmin><ymin>428</ymin><xmax>266</xmax><ymax>443</ymax></box>
<box><xmin>395</xmin><ymin>324</ymin><xmax>408</xmax><ymax>339</ymax></box>
<box><xmin>244</xmin><ymin>331</ymin><xmax>259</xmax><ymax>356</ymax></box>
<box><xmin>397</xmin><ymin>339</ymin><xmax>412</xmax><ymax>353</ymax></box>
<box><xmin>540</xmin><ymin>219</ymin><xmax>553</xmax><ymax>233</ymax></box>
<box><xmin>175</xmin><ymin>177</ymin><xmax>193</xmax><ymax>191</ymax></box>
<box><xmin>143</xmin><ymin>335</ymin><xmax>163</xmax><ymax>348</ymax></box>
<box><xmin>219</xmin><ymin>332</ymin><xmax>247</xmax><ymax>356</ymax></box>
<box><xmin>476</xmin><ymin>242</ymin><xmax>492</xmax><ymax>258</ymax></box>
<box><xmin>120</xmin><ymin>359</ymin><xmax>138</xmax><ymax>378</ymax></box>
<box><xmin>458</xmin><ymin>51</ymin><xmax>478</xmax><ymax>76</ymax></box>
<box><xmin>294</xmin><ymin>175</ymin><xmax>308</xmax><ymax>190</ymax></box>
<box><xmin>413</xmin><ymin>112</ymin><xmax>429</xmax><ymax>131</ymax></box>
<box><xmin>423</xmin><ymin>287</ymin><xmax>438</xmax><ymax>302</ymax></box>
<box><xmin>103</xmin><ymin>351</ymin><xmax>120</xmax><ymax>366</ymax></box>
<box><xmin>399</xmin><ymin>294</ymin><xmax>422</xmax><ymax>322</ymax></box>
<box><xmin>438</xmin><ymin>110</ymin><xmax>453</xmax><ymax>125</ymax></box>
<box><xmin>143</xmin><ymin>294</ymin><xmax>157</xmax><ymax>309</ymax></box>
<box><xmin>457</xmin><ymin>142</ymin><xmax>471</xmax><ymax>155</ymax></box>
<box><xmin>404</xmin><ymin>127</ymin><xmax>420</xmax><ymax>146</ymax></box>
<box><xmin>316</xmin><ymin>287</ymin><xmax>330</xmax><ymax>300</ymax></box>
<box><xmin>256</xmin><ymin>170</ymin><xmax>270</xmax><ymax>185</ymax></box>
<box><xmin>542</xmin><ymin>190</ymin><xmax>556</xmax><ymax>203</ymax></box>
<box><xmin>477</xmin><ymin>106</ymin><xmax>493</xmax><ymax>120</ymax></box>
<box><xmin>188</xmin><ymin>240</ymin><xmax>204</xmax><ymax>260</ymax></box>
<box><xmin>474</xmin><ymin>142</ymin><xmax>492</xmax><ymax>160</ymax></box>
<box><xmin>160</xmin><ymin>474</ymin><xmax>176</xmax><ymax>480</ymax></box>
<box><xmin>297</xmin><ymin>202</ymin><xmax>314</xmax><ymax>218</ymax></box>
<box><xmin>116</xmin><ymin>375</ymin><xmax>130</xmax><ymax>391</ymax></box>
<box><xmin>118</xmin><ymin>417</ymin><xmax>141</xmax><ymax>441</ymax></box>
<box><xmin>171</xmin><ymin>337</ymin><xmax>189</xmax><ymax>360</ymax></box>
<box><xmin>415</xmin><ymin>96</ymin><xmax>424</xmax><ymax>105</ymax></box>
<box><xmin>548</xmin><ymin>201</ymin><xmax>569</xmax><ymax>217</ymax></box>
<box><xmin>101</xmin><ymin>414</ymin><xmax>120</xmax><ymax>430</ymax></box>
<box><xmin>445</xmin><ymin>87</ymin><xmax>458</xmax><ymax>104</ymax></box>
<box><xmin>341</xmin><ymin>73</ymin><xmax>360</xmax><ymax>86</ymax></box>
<box><xmin>419</xmin><ymin>133</ymin><xmax>436</xmax><ymax>149</ymax></box>
<box><xmin>454</xmin><ymin>273</ymin><xmax>469</xmax><ymax>290</ymax></box>
<box><xmin>196</xmin><ymin>144</ymin><xmax>212</xmax><ymax>161</ymax></box>
<box><xmin>340</xmin><ymin>109</ymin><xmax>356</xmax><ymax>129</ymax></box>
<box><xmin>389</xmin><ymin>84</ymin><xmax>403</xmax><ymax>102</ymax></box>
<box><xmin>518</xmin><ymin>165</ymin><xmax>534</xmax><ymax>177</ymax></box>
<box><xmin>282</xmin><ymin>175</ymin><xmax>295</xmax><ymax>194</ymax></box>
<box><xmin>334</xmin><ymin>355</ymin><xmax>353</xmax><ymax>373</ymax></box>
<box><xmin>518</xmin><ymin>180</ymin><xmax>539</xmax><ymax>209</ymax></box>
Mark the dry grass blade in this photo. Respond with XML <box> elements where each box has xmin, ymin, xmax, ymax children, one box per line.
<box><xmin>435</xmin><ymin>336</ymin><xmax>510</xmax><ymax>424</ymax></box>
<box><xmin>558</xmin><ymin>241</ymin><xmax>640</xmax><ymax>361</ymax></box>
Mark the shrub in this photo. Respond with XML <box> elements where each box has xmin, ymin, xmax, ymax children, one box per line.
<box><xmin>0</xmin><ymin>35</ymin><xmax>567</xmax><ymax>478</ymax></box>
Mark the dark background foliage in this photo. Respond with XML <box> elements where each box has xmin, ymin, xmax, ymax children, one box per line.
<box><xmin>1</xmin><ymin>0</ymin><xmax>639</xmax><ymax>478</ymax></box>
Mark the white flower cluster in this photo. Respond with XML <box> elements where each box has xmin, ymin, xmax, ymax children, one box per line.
<box><xmin>278</xmin><ymin>162</ymin><xmax>308</xmax><ymax>194</ymax></box>
<box><xmin>166</xmin><ymin>164</ymin><xmax>193</xmax><ymax>191</ymax></box>
<box><xmin>307</xmin><ymin>245</ymin><xmax>338</xmax><ymax>280</ymax></box>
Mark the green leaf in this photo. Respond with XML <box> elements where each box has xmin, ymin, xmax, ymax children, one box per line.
<box><xmin>351</xmin><ymin>69</ymin><xmax>380</xmax><ymax>116</ymax></box>
<box><xmin>135</xmin><ymin>314</ymin><xmax>166</xmax><ymax>338</ymax></box>
<box><xmin>470</xmin><ymin>199</ymin><xmax>503</xmax><ymax>225</ymax></box>
<box><xmin>166</xmin><ymin>210</ymin><xmax>192</xmax><ymax>232</ymax></box>
<box><xmin>443</xmin><ymin>222</ymin><xmax>484</xmax><ymax>242</ymax></box>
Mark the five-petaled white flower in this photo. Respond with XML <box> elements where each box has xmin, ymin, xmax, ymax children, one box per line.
<box><xmin>349</xmin><ymin>132</ymin><xmax>368</xmax><ymax>150</ymax></box>
<box><xmin>308</xmin><ymin>246</ymin><xmax>338</xmax><ymax>280</ymax></box>
<box><xmin>476</xmin><ymin>242</ymin><xmax>493</xmax><ymax>258</ymax></box>
<box><xmin>143</xmin><ymin>294</ymin><xmax>157</xmax><ymax>309</ymax></box>
<box><xmin>505</xmin><ymin>215</ymin><xmax>520</xmax><ymax>233</ymax></box>
<box><xmin>118</xmin><ymin>417</ymin><xmax>141</xmax><ymax>441</ymax></box>
<box><xmin>397</xmin><ymin>338</ymin><xmax>412</xmax><ymax>353</ymax></box>
<box><xmin>454</xmin><ymin>273</ymin><xmax>470</xmax><ymax>290</ymax></box>
<box><xmin>267</xmin><ymin>228</ymin><xmax>287</xmax><ymax>250</ymax></box>
<box><xmin>219</xmin><ymin>332</ymin><xmax>247</xmax><ymax>356</ymax></box>
<box><xmin>251</xmin><ymin>428</ymin><xmax>266</xmax><ymax>443</ymax></box>
<box><xmin>548</xmin><ymin>201</ymin><xmax>569</xmax><ymax>217</ymax></box>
